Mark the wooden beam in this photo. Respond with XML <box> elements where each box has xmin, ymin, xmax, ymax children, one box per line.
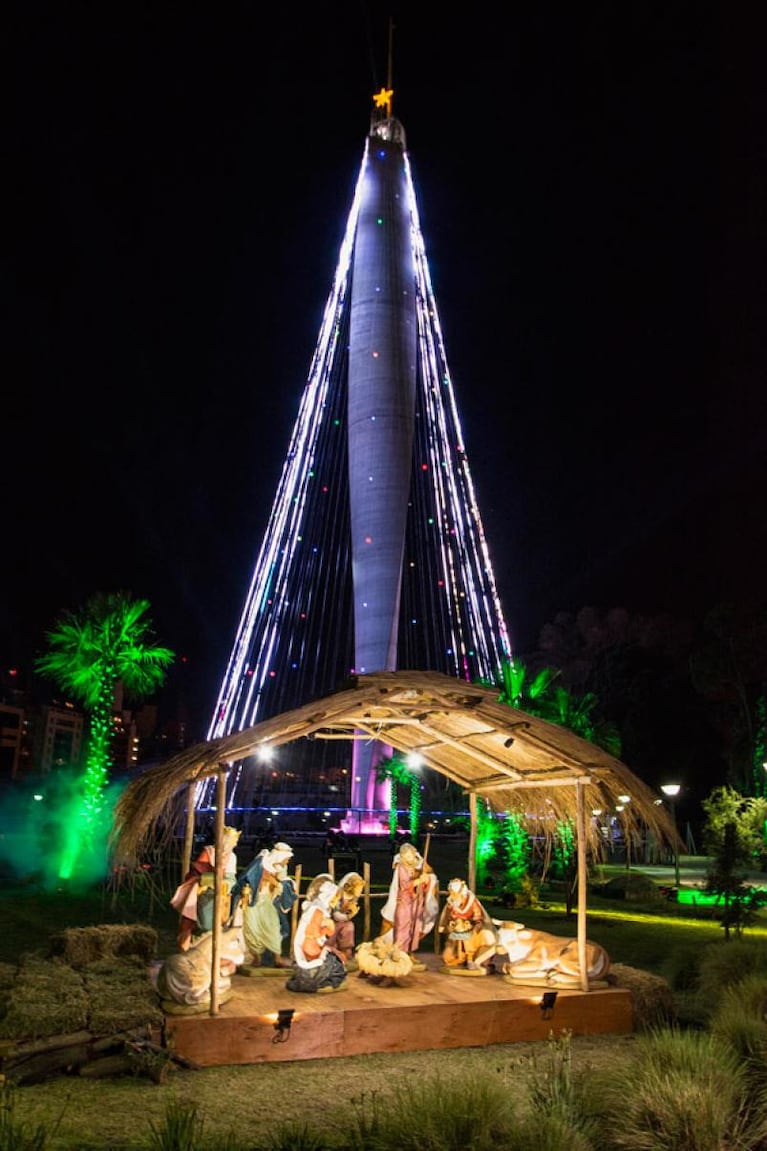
<box><xmin>312</xmin><ymin>715</ymin><xmax>507</xmax><ymax>777</ymax></box>
<box><xmin>307</xmin><ymin>730</ymin><xmax>386</xmax><ymax>740</ymax></box>
<box><xmin>468</xmin><ymin>775</ymin><xmax>593</xmax><ymax>793</ymax></box>
<box><xmin>303</xmin><ymin>725</ymin><xmax>491</xmax><ymax>789</ymax></box>
<box><xmin>504</xmin><ymin>729</ymin><xmax>585</xmax><ymax>768</ymax></box>
<box><xmin>406</xmin><ymin>721</ymin><xmax>517</xmax><ymax>773</ymax></box>
<box><xmin>466</xmin><ymin>773</ymin><xmax>525</xmax><ymax>791</ymax></box>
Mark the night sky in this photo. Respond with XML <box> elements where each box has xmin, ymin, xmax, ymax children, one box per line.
<box><xmin>6</xmin><ymin>5</ymin><xmax>766</xmax><ymax>729</ymax></box>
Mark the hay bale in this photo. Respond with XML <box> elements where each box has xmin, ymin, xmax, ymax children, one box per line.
<box><xmin>84</xmin><ymin>959</ymin><xmax>164</xmax><ymax>1033</ymax></box>
<box><xmin>0</xmin><ymin>957</ymin><xmax>89</xmax><ymax>1040</ymax></box>
<box><xmin>49</xmin><ymin>924</ymin><xmax>158</xmax><ymax>967</ymax></box>
<box><xmin>608</xmin><ymin>962</ymin><xmax>677</xmax><ymax>1030</ymax></box>
<box><xmin>0</xmin><ymin>949</ymin><xmax>163</xmax><ymax>1042</ymax></box>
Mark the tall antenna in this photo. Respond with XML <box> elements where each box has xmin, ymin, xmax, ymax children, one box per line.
<box><xmin>387</xmin><ymin>17</ymin><xmax>394</xmax><ymax>92</ymax></box>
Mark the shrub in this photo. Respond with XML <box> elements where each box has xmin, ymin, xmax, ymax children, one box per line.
<box><xmin>575</xmin><ymin>1026</ymin><xmax>767</xmax><ymax>1150</ymax></box>
<box><xmin>147</xmin><ymin>1099</ymin><xmax>205</xmax><ymax>1151</ymax></box>
<box><xmin>522</xmin><ymin>1029</ymin><xmax>599</xmax><ymax>1146</ymax></box>
<box><xmin>348</xmin><ymin>1071</ymin><xmax>515</xmax><ymax>1151</ymax></box>
<box><xmin>695</xmin><ymin>938</ymin><xmax>767</xmax><ymax>1018</ymax></box>
<box><xmin>710</xmin><ymin>973</ymin><xmax>767</xmax><ymax>1098</ymax></box>
<box><xmin>487</xmin><ymin>1110</ymin><xmax>594</xmax><ymax>1151</ymax></box>
<box><xmin>599</xmin><ymin>872</ymin><xmax>663</xmax><ymax>903</ymax></box>
<box><xmin>254</xmin><ymin>1120</ymin><xmax>330</xmax><ymax>1150</ymax></box>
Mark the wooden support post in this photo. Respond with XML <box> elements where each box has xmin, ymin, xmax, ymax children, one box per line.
<box><xmin>209</xmin><ymin>769</ymin><xmax>227</xmax><ymax>1016</ymax></box>
<box><xmin>576</xmin><ymin>778</ymin><xmax>588</xmax><ymax>992</ymax></box>
<box><xmin>181</xmin><ymin>782</ymin><xmax>196</xmax><ymax>882</ymax></box>
<box><xmin>363</xmin><ymin>860</ymin><xmax>372</xmax><ymax>942</ymax></box>
<box><xmin>290</xmin><ymin>864</ymin><xmax>302</xmax><ymax>953</ymax></box>
<box><xmin>433</xmin><ymin>887</ymin><xmax>442</xmax><ymax>956</ymax></box>
<box><xmin>468</xmin><ymin>792</ymin><xmax>477</xmax><ymax>892</ymax></box>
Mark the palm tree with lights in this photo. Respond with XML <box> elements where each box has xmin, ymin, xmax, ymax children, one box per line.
<box><xmin>377</xmin><ymin>752</ymin><xmax>422</xmax><ymax>841</ymax></box>
<box><xmin>36</xmin><ymin>591</ymin><xmax>174</xmax><ymax>879</ymax></box>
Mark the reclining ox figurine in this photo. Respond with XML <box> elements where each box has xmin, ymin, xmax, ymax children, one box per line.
<box><xmin>157</xmin><ymin>925</ymin><xmax>246</xmax><ymax>1010</ymax></box>
<box><xmin>494</xmin><ymin>920</ymin><xmax>610</xmax><ymax>988</ymax></box>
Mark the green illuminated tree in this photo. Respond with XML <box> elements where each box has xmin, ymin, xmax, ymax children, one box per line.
<box><xmin>702</xmin><ymin>785</ymin><xmax>767</xmax><ymax>872</ymax></box>
<box><xmin>490</xmin><ymin>657</ymin><xmax>621</xmax><ymax>755</ymax></box>
<box><xmin>704</xmin><ymin>818</ymin><xmax>757</xmax><ymax>941</ymax></box>
<box><xmin>551</xmin><ymin>818</ymin><xmax>578</xmax><ymax>915</ymax></box>
<box><xmin>475</xmin><ymin>798</ymin><xmax>502</xmax><ymax>887</ymax></box>
<box><xmin>36</xmin><ymin>591</ymin><xmax>174</xmax><ymax>878</ymax></box>
<box><xmin>377</xmin><ymin>753</ymin><xmax>422</xmax><ymax>840</ymax></box>
<box><xmin>500</xmin><ymin>811</ymin><xmax>532</xmax><ymax>902</ymax></box>
<box><xmin>494</xmin><ymin>658</ymin><xmax>557</xmax><ymax>713</ymax></box>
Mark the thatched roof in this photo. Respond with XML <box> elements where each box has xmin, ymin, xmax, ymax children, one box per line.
<box><xmin>111</xmin><ymin>670</ymin><xmax>677</xmax><ymax>864</ymax></box>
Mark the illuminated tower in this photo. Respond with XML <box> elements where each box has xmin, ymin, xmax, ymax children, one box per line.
<box><xmin>206</xmin><ymin>90</ymin><xmax>511</xmax><ymax>827</ymax></box>
<box><xmin>346</xmin><ymin>88</ymin><xmax>417</xmax><ymax>816</ymax></box>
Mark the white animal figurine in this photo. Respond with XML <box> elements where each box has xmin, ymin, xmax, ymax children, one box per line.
<box><xmin>494</xmin><ymin>920</ymin><xmax>610</xmax><ymax>987</ymax></box>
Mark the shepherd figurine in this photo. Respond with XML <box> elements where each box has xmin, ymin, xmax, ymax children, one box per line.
<box><xmin>378</xmin><ymin>839</ymin><xmax>439</xmax><ymax>972</ymax></box>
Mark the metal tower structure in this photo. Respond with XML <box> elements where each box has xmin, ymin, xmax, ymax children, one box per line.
<box><xmin>204</xmin><ymin>90</ymin><xmax>512</xmax><ymax>829</ymax></box>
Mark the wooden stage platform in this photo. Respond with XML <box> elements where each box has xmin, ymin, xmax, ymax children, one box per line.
<box><xmin>163</xmin><ymin>956</ymin><xmax>634</xmax><ymax>1068</ymax></box>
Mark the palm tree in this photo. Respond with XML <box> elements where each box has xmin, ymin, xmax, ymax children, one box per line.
<box><xmin>491</xmin><ymin>657</ymin><xmax>621</xmax><ymax>755</ymax></box>
<box><xmin>36</xmin><ymin>591</ymin><xmax>174</xmax><ymax>878</ymax></box>
<box><xmin>377</xmin><ymin>753</ymin><xmax>422</xmax><ymax>840</ymax></box>
<box><xmin>494</xmin><ymin>658</ymin><xmax>558</xmax><ymax>713</ymax></box>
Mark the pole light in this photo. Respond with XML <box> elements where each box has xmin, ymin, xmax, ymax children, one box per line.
<box><xmin>617</xmin><ymin>795</ymin><xmax>631</xmax><ymax>871</ymax></box>
<box><xmin>661</xmin><ymin>783</ymin><xmax>681</xmax><ymax>887</ymax></box>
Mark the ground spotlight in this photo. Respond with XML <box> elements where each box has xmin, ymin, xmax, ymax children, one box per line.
<box><xmin>273</xmin><ymin>1008</ymin><xmax>295</xmax><ymax>1044</ymax></box>
<box><xmin>539</xmin><ymin>991</ymin><xmax>558</xmax><ymax>1019</ymax></box>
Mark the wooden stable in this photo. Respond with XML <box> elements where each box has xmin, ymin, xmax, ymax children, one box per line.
<box><xmin>113</xmin><ymin>671</ymin><xmax>679</xmax><ymax>1016</ymax></box>
<box><xmin>162</xmin><ymin>954</ymin><xmax>633</xmax><ymax>1068</ymax></box>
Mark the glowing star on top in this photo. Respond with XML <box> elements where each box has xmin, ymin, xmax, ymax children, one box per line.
<box><xmin>373</xmin><ymin>87</ymin><xmax>393</xmax><ymax>117</ymax></box>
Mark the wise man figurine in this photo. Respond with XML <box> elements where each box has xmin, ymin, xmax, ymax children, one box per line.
<box><xmin>169</xmin><ymin>826</ymin><xmax>241</xmax><ymax>951</ymax></box>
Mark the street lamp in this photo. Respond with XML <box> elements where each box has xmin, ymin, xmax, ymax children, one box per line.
<box><xmin>661</xmin><ymin>783</ymin><xmax>681</xmax><ymax>887</ymax></box>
